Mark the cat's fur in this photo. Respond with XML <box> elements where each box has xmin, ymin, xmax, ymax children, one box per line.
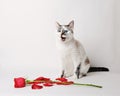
<box><xmin>56</xmin><ymin>20</ymin><xmax>109</xmax><ymax>79</ymax></box>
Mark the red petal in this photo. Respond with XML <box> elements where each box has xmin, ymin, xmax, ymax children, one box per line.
<box><xmin>56</xmin><ymin>78</ymin><xmax>68</xmax><ymax>82</ymax></box>
<box><xmin>31</xmin><ymin>84</ymin><xmax>43</xmax><ymax>89</ymax></box>
<box><xmin>43</xmin><ymin>83</ymin><xmax>53</xmax><ymax>87</ymax></box>
<box><xmin>34</xmin><ymin>77</ymin><xmax>50</xmax><ymax>81</ymax></box>
<box><xmin>28</xmin><ymin>82</ymin><xmax>41</xmax><ymax>84</ymax></box>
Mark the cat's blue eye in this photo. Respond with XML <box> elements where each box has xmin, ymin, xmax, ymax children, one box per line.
<box><xmin>57</xmin><ymin>29</ymin><xmax>61</xmax><ymax>32</ymax></box>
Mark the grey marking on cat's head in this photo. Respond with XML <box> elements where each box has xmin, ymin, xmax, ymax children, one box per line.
<box><xmin>56</xmin><ymin>20</ymin><xmax>74</xmax><ymax>42</ymax></box>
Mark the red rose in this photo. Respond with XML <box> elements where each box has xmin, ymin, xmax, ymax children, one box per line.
<box><xmin>14</xmin><ymin>77</ymin><xmax>26</xmax><ymax>88</ymax></box>
<box><xmin>31</xmin><ymin>84</ymin><xmax>43</xmax><ymax>89</ymax></box>
<box><xmin>14</xmin><ymin>76</ymin><xmax>102</xmax><ymax>89</ymax></box>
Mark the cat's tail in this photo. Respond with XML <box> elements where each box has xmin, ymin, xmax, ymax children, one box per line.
<box><xmin>88</xmin><ymin>67</ymin><xmax>109</xmax><ymax>72</ymax></box>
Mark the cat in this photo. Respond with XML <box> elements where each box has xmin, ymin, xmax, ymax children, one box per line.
<box><xmin>56</xmin><ymin>20</ymin><xmax>109</xmax><ymax>79</ymax></box>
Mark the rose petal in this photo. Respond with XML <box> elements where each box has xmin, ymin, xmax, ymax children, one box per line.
<box><xmin>31</xmin><ymin>84</ymin><xmax>43</xmax><ymax>89</ymax></box>
<box><xmin>56</xmin><ymin>78</ymin><xmax>68</xmax><ymax>82</ymax></box>
<box><xmin>34</xmin><ymin>77</ymin><xmax>50</xmax><ymax>81</ymax></box>
<box><xmin>43</xmin><ymin>83</ymin><xmax>53</xmax><ymax>87</ymax></box>
<box><xmin>14</xmin><ymin>77</ymin><xmax>26</xmax><ymax>88</ymax></box>
<box><xmin>28</xmin><ymin>81</ymin><xmax>41</xmax><ymax>84</ymax></box>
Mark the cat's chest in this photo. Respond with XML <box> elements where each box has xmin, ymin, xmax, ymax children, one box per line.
<box><xmin>59</xmin><ymin>44</ymin><xmax>74</xmax><ymax>57</ymax></box>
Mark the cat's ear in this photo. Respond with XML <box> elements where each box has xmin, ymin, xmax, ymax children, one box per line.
<box><xmin>68</xmin><ymin>20</ymin><xmax>74</xmax><ymax>29</ymax></box>
<box><xmin>56</xmin><ymin>21</ymin><xmax>61</xmax><ymax>28</ymax></box>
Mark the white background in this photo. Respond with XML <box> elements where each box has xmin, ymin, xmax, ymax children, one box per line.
<box><xmin>0</xmin><ymin>0</ymin><xmax>120</xmax><ymax>77</ymax></box>
<box><xmin>115</xmin><ymin>0</ymin><xmax>120</xmax><ymax>72</ymax></box>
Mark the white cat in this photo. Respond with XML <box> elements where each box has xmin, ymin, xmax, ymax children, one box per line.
<box><xmin>56</xmin><ymin>20</ymin><xmax>109</xmax><ymax>79</ymax></box>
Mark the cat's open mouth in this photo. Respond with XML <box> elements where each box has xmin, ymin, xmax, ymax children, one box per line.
<box><xmin>61</xmin><ymin>35</ymin><xmax>66</xmax><ymax>41</ymax></box>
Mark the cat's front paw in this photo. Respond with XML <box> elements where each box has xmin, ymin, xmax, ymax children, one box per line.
<box><xmin>60</xmin><ymin>70</ymin><xmax>74</xmax><ymax>78</ymax></box>
<box><xmin>61</xmin><ymin>70</ymin><xmax>65</xmax><ymax>78</ymax></box>
<box><xmin>64</xmin><ymin>73</ymin><xmax>74</xmax><ymax>78</ymax></box>
<box><xmin>61</xmin><ymin>74</ymin><xmax>73</xmax><ymax>78</ymax></box>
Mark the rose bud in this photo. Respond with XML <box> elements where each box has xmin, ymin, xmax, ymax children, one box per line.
<box><xmin>14</xmin><ymin>77</ymin><xmax>26</xmax><ymax>88</ymax></box>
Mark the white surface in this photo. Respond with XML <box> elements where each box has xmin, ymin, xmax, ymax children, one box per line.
<box><xmin>0</xmin><ymin>72</ymin><xmax>120</xmax><ymax>96</ymax></box>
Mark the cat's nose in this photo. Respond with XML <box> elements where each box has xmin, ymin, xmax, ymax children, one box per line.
<box><xmin>62</xmin><ymin>31</ymin><xmax>66</xmax><ymax>35</ymax></box>
<box><xmin>61</xmin><ymin>32</ymin><xmax>66</xmax><ymax>35</ymax></box>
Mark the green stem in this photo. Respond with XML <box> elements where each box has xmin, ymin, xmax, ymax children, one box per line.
<box><xmin>73</xmin><ymin>83</ymin><xmax>102</xmax><ymax>88</ymax></box>
<box><xmin>26</xmin><ymin>79</ymin><xmax>102</xmax><ymax>88</ymax></box>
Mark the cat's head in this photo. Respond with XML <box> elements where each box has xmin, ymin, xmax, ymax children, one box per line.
<box><xmin>56</xmin><ymin>20</ymin><xmax>74</xmax><ymax>42</ymax></box>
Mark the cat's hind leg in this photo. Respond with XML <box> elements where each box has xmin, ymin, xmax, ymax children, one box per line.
<box><xmin>75</xmin><ymin>63</ymin><xmax>81</xmax><ymax>79</ymax></box>
<box><xmin>78</xmin><ymin>57</ymin><xmax>90</xmax><ymax>78</ymax></box>
<box><xmin>75</xmin><ymin>63</ymin><xmax>90</xmax><ymax>79</ymax></box>
<box><xmin>80</xmin><ymin>63</ymin><xmax>90</xmax><ymax>77</ymax></box>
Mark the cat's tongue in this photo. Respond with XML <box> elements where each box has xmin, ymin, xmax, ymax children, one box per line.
<box><xmin>61</xmin><ymin>35</ymin><xmax>66</xmax><ymax>41</ymax></box>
